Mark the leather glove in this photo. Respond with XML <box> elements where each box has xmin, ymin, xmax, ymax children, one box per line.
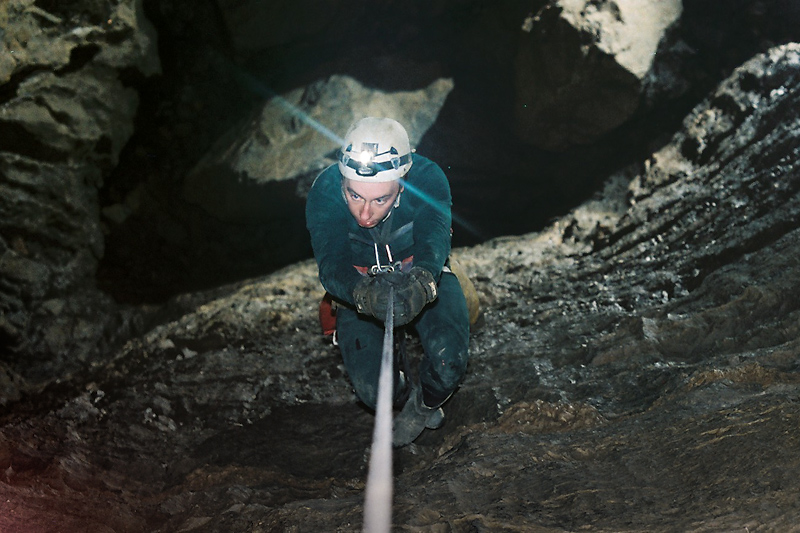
<box><xmin>353</xmin><ymin>275</ymin><xmax>389</xmax><ymax>320</ymax></box>
<box><xmin>391</xmin><ymin>267</ymin><xmax>438</xmax><ymax>326</ymax></box>
<box><xmin>352</xmin><ymin>267</ymin><xmax>437</xmax><ymax>326</ymax></box>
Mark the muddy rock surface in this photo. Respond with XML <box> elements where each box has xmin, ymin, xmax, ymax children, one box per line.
<box><xmin>1</xmin><ymin>44</ymin><xmax>800</xmax><ymax>532</ymax></box>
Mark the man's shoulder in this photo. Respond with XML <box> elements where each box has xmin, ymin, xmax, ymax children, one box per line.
<box><xmin>409</xmin><ymin>153</ymin><xmax>439</xmax><ymax>171</ymax></box>
<box><xmin>308</xmin><ymin>164</ymin><xmax>342</xmax><ymax>205</ymax></box>
<box><xmin>407</xmin><ymin>154</ymin><xmax>446</xmax><ymax>182</ymax></box>
<box><xmin>405</xmin><ymin>154</ymin><xmax>450</xmax><ymax>198</ymax></box>
<box><xmin>310</xmin><ymin>164</ymin><xmax>340</xmax><ymax>190</ymax></box>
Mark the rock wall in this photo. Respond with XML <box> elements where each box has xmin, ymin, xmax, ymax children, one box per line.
<box><xmin>0</xmin><ymin>0</ymin><xmax>159</xmax><ymax>390</ymax></box>
<box><xmin>514</xmin><ymin>0</ymin><xmax>683</xmax><ymax>150</ymax></box>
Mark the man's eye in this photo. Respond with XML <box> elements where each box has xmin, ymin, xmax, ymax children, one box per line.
<box><xmin>375</xmin><ymin>198</ymin><xmax>387</xmax><ymax>205</ymax></box>
<box><xmin>350</xmin><ymin>193</ymin><xmax>361</xmax><ymax>201</ymax></box>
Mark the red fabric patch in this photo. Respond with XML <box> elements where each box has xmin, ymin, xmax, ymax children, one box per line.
<box><xmin>319</xmin><ymin>292</ymin><xmax>337</xmax><ymax>336</ymax></box>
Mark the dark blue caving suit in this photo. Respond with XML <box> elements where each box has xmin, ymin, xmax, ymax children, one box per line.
<box><xmin>305</xmin><ymin>153</ymin><xmax>470</xmax><ymax>410</ymax></box>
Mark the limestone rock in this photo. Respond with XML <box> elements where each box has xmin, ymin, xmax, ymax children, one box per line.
<box><xmin>0</xmin><ymin>0</ymin><xmax>159</xmax><ymax>382</ymax></box>
<box><xmin>0</xmin><ymin>0</ymin><xmax>159</xmax><ymax>84</ymax></box>
<box><xmin>514</xmin><ymin>0</ymin><xmax>683</xmax><ymax>150</ymax></box>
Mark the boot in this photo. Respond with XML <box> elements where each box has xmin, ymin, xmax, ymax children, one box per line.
<box><xmin>392</xmin><ymin>386</ymin><xmax>444</xmax><ymax>447</ymax></box>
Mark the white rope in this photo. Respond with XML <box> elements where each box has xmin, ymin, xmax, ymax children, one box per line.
<box><xmin>362</xmin><ymin>288</ymin><xmax>394</xmax><ymax>532</ymax></box>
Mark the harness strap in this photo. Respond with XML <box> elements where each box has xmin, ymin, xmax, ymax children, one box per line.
<box><xmin>348</xmin><ymin>218</ymin><xmax>415</xmax><ymax>275</ymax></box>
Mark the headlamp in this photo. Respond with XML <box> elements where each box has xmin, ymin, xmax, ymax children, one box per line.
<box><xmin>339</xmin><ymin>144</ymin><xmax>411</xmax><ymax>178</ymax></box>
<box><xmin>356</xmin><ymin>150</ymin><xmax>374</xmax><ymax>165</ymax></box>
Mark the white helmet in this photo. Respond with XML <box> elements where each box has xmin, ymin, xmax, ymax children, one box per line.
<box><xmin>338</xmin><ymin>117</ymin><xmax>413</xmax><ymax>182</ymax></box>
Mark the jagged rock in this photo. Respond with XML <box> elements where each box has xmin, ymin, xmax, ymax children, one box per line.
<box><xmin>0</xmin><ymin>0</ymin><xmax>159</xmax><ymax>83</ymax></box>
<box><xmin>1</xmin><ymin>44</ymin><xmax>799</xmax><ymax>531</ymax></box>
<box><xmin>184</xmin><ymin>75</ymin><xmax>454</xmax><ymax>223</ymax></box>
<box><xmin>514</xmin><ymin>0</ymin><xmax>683</xmax><ymax>150</ymax></box>
<box><xmin>0</xmin><ymin>0</ymin><xmax>159</xmax><ymax>382</ymax></box>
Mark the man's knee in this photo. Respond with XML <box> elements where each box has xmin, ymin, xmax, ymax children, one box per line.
<box><xmin>349</xmin><ymin>375</ymin><xmax>379</xmax><ymax>410</ymax></box>
<box><xmin>345</xmin><ymin>363</ymin><xmax>408</xmax><ymax>411</ymax></box>
<box><xmin>422</xmin><ymin>333</ymin><xmax>469</xmax><ymax>400</ymax></box>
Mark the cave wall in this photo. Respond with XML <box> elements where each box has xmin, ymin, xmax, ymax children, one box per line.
<box><xmin>0</xmin><ymin>0</ymin><xmax>158</xmax><ymax>388</ymax></box>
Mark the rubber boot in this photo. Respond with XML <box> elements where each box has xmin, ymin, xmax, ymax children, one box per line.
<box><xmin>392</xmin><ymin>386</ymin><xmax>444</xmax><ymax>447</ymax></box>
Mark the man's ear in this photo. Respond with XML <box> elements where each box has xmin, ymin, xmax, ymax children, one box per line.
<box><xmin>394</xmin><ymin>186</ymin><xmax>403</xmax><ymax>208</ymax></box>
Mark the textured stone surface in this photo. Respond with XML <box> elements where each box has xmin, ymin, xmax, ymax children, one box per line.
<box><xmin>514</xmin><ymin>0</ymin><xmax>683</xmax><ymax>150</ymax></box>
<box><xmin>0</xmin><ymin>0</ymin><xmax>159</xmax><ymax>386</ymax></box>
<box><xmin>1</xmin><ymin>44</ymin><xmax>799</xmax><ymax>532</ymax></box>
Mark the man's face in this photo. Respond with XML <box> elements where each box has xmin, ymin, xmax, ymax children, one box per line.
<box><xmin>342</xmin><ymin>178</ymin><xmax>403</xmax><ymax>228</ymax></box>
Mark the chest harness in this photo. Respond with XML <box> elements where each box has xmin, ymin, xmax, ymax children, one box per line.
<box><xmin>349</xmin><ymin>213</ymin><xmax>415</xmax><ymax>276</ymax></box>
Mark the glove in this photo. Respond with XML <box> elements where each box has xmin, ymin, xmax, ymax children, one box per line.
<box><xmin>391</xmin><ymin>267</ymin><xmax>438</xmax><ymax>326</ymax></box>
<box><xmin>353</xmin><ymin>275</ymin><xmax>390</xmax><ymax>320</ymax></box>
<box><xmin>352</xmin><ymin>267</ymin><xmax>437</xmax><ymax>326</ymax></box>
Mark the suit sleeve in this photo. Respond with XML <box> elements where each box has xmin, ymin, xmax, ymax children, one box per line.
<box><xmin>406</xmin><ymin>158</ymin><xmax>452</xmax><ymax>281</ymax></box>
<box><xmin>305</xmin><ymin>169</ymin><xmax>361</xmax><ymax>305</ymax></box>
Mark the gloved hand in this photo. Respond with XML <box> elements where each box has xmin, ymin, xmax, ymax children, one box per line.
<box><xmin>353</xmin><ymin>275</ymin><xmax>391</xmax><ymax>320</ymax></box>
<box><xmin>352</xmin><ymin>267</ymin><xmax>437</xmax><ymax>326</ymax></box>
<box><xmin>387</xmin><ymin>267</ymin><xmax>438</xmax><ymax>326</ymax></box>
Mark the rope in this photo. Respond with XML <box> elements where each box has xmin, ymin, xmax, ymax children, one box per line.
<box><xmin>362</xmin><ymin>288</ymin><xmax>394</xmax><ymax>532</ymax></box>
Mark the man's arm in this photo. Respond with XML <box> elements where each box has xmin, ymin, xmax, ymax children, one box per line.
<box><xmin>405</xmin><ymin>156</ymin><xmax>452</xmax><ymax>281</ymax></box>
<box><xmin>306</xmin><ymin>169</ymin><xmax>361</xmax><ymax>305</ymax></box>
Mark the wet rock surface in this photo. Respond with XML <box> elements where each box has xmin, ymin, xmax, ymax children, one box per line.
<box><xmin>2</xmin><ymin>44</ymin><xmax>800</xmax><ymax>531</ymax></box>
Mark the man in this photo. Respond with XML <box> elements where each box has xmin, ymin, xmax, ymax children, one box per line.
<box><xmin>306</xmin><ymin>117</ymin><xmax>470</xmax><ymax>447</ymax></box>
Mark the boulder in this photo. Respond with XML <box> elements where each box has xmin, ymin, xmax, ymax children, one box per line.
<box><xmin>514</xmin><ymin>0</ymin><xmax>683</xmax><ymax>150</ymax></box>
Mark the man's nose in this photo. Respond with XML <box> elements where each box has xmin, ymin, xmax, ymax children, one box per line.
<box><xmin>359</xmin><ymin>203</ymin><xmax>371</xmax><ymax>221</ymax></box>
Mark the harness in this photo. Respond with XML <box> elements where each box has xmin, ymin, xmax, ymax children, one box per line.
<box><xmin>318</xmin><ymin>217</ymin><xmax>414</xmax><ymax>340</ymax></box>
<box><xmin>349</xmin><ymin>218</ymin><xmax>415</xmax><ymax>276</ymax></box>
<box><xmin>319</xmin><ymin>213</ymin><xmax>480</xmax><ymax>338</ymax></box>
